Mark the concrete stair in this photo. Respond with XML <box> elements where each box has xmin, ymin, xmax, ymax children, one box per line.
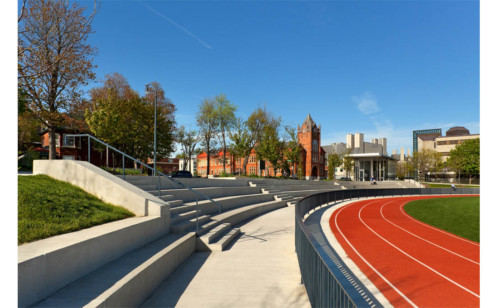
<box><xmin>171</xmin><ymin>215</ymin><xmax>211</xmax><ymax>233</ymax></box>
<box><xmin>32</xmin><ymin>233</ymin><xmax>196</xmax><ymax>308</ymax></box>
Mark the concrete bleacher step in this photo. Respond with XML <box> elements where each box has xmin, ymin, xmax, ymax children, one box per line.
<box><xmin>171</xmin><ymin>210</ymin><xmax>198</xmax><ymax>225</ymax></box>
<box><xmin>170</xmin><ymin>204</ymin><xmax>196</xmax><ymax>216</ymax></box>
<box><xmin>262</xmin><ymin>188</ymin><xmax>282</xmax><ymax>194</ymax></box>
<box><xmin>171</xmin><ymin>215</ymin><xmax>211</xmax><ymax>233</ymax></box>
<box><xmin>274</xmin><ymin>195</ymin><xmax>294</xmax><ymax>201</ymax></box>
<box><xmin>165</xmin><ymin>199</ymin><xmax>184</xmax><ymax>208</ymax></box>
<box><xmin>32</xmin><ymin>233</ymin><xmax>196</xmax><ymax>308</ymax></box>
<box><xmin>202</xmin><ymin>223</ymin><xmax>232</xmax><ymax>244</ymax></box>
<box><xmin>195</xmin><ymin>220</ymin><xmax>221</xmax><ymax>237</ymax></box>
<box><xmin>209</xmin><ymin>227</ymin><xmax>241</xmax><ymax>252</ymax></box>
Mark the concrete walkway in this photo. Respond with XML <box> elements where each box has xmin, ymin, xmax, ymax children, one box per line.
<box><xmin>141</xmin><ymin>206</ymin><xmax>310</xmax><ymax>307</ymax></box>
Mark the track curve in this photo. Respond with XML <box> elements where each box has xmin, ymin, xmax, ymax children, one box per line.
<box><xmin>329</xmin><ymin>196</ymin><xmax>479</xmax><ymax>307</ymax></box>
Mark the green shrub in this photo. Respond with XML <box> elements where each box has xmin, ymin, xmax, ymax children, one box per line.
<box><xmin>18</xmin><ymin>150</ymin><xmax>41</xmax><ymax>171</ymax></box>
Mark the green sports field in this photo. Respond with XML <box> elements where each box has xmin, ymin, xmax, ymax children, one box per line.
<box><xmin>404</xmin><ymin>196</ymin><xmax>480</xmax><ymax>243</ymax></box>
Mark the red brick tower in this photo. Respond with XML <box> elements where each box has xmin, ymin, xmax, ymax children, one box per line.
<box><xmin>297</xmin><ymin>114</ymin><xmax>325</xmax><ymax>179</ymax></box>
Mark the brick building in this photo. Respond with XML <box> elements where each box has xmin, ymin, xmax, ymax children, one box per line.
<box><xmin>196</xmin><ymin>114</ymin><xmax>326</xmax><ymax>180</ymax></box>
<box><xmin>297</xmin><ymin>114</ymin><xmax>326</xmax><ymax>179</ymax></box>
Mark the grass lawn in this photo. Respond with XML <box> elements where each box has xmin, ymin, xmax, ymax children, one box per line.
<box><xmin>404</xmin><ymin>197</ymin><xmax>479</xmax><ymax>242</ymax></box>
<box><xmin>18</xmin><ymin>175</ymin><xmax>134</xmax><ymax>245</ymax></box>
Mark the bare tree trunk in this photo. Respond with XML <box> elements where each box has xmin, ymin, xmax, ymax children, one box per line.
<box><xmin>49</xmin><ymin>128</ymin><xmax>57</xmax><ymax>160</ymax></box>
<box><xmin>242</xmin><ymin>156</ymin><xmax>249</xmax><ymax>175</ymax></box>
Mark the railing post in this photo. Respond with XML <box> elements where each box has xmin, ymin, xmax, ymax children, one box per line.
<box><xmin>158</xmin><ymin>175</ymin><xmax>161</xmax><ymax>198</ymax></box>
<box><xmin>88</xmin><ymin>136</ymin><xmax>91</xmax><ymax>163</ymax></box>
<box><xmin>122</xmin><ymin>154</ymin><xmax>125</xmax><ymax>180</ymax></box>
<box><xmin>195</xmin><ymin>194</ymin><xmax>199</xmax><ymax>232</ymax></box>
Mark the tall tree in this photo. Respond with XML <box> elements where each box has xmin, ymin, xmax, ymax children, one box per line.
<box><xmin>228</xmin><ymin>118</ymin><xmax>252</xmax><ymax>175</ymax></box>
<box><xmin>18</xmin><ymin>0</ymin><xmax>98</xmax><ymax>159</ymax></box>
<box><xmin>283</xmin><ymin>127</ymin><xmax>302</xmax><ymax>178</ymax></box>
<box><xmin>177</xmin><ymin>125</ymin><xmax>199</xmax><ymax>171</ymax></box>
<box><xmin>447</xmin><ymin>138</ymin><xmax>480</xmax><ymax>183</ymax></box>
<box><xmin>327</xmin><ymin>152</ymin><xmax>342</xmax><ymax>180</ymax></box>
<box><xmin>86</xmin><ymin>73</ymin><xmax>176</xmax><ymax>163</ymax></box>
<box><xmin>413</xmin><ymin>148</ymin><xmax>441</xmax><ymax>182</ymax></box>
<box><xmin>214</xmin><ymin>94</ymin><xmax>237</xmax><ymax>173</ymax></box>
<box><xmin>196</xmin><ymin>98</ymin><xmax>218</xmax><ymax>176</ymax></box>
<box><xmin>245</xmin><ymin>106</ymin><xmax>281</xmax><ymax>175</ymax></box>
<box><xmin>256</xmin><ymin>124</ymin><xmax>282</xmax><ymax>176</ymax></box>
<box><xmin>343</xmin><ymin>150</ymin><xmax>354</xmax><ymax>178</ymax></box>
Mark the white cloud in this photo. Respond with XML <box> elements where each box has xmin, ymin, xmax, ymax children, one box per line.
<box><xmin>353</xmin><ymin>91</ymin><xmax>380</xmax><ymax>115</ymax></box>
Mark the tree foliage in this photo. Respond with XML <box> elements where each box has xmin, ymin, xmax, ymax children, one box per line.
<box><xmin>196</xmin><ymin>98</ymin><xmax>218</xmax><ymax>175</ymax></box>
<box><xmin>413</xmin><ymin>148</ymin><xmax>443</xmax><ymax>181</ymax></box>
<box><xmin>177</xmin><ymin>125</ymin><xmax>199</xmax><ymax>171</ymax></box>
<box><xmin>343</xmin><ymin>150</ymin><xmax>354</xmax><ymax>178</ymax></box>
<box><xmin>244</xmin><ymin>106</ymin><xmax>281</xmax><ymax>175</ymax></box>
<box><xmin>18</xmin><ymin>0</ymin><xmax>98</xmax><ymax>159</ymax></box>
<box><xmin>327</xmin><ymin>152</ymin><xmax>342</xmax><ymax>180</ymax></box>
<box><xmin>85</xmin><ymin>73</ymin><xmax>176</xmax><ymax>163</ymax></box>
<box><xmin>228</xmin><ymin>118</ymin><xmax>252</xmax><ymax>175</ymax></box>
<box><xmin>283</xmin><ymin>127</ymin><xmax>302</xmax><ymax>178</ymax></box>
<box><xmin>447</xmin><ymin>139</ymin><xmax>480</xmax><ymax>181</ymax></box>
<box><xmin>256</xmin><ymin>124</ymin><xmax>283</xmax><ymax>176</ymax></box>
<box><xmin>214</xmin><ymin>94</ymin><xmax>237</xmax><ymax>173</ymax></box>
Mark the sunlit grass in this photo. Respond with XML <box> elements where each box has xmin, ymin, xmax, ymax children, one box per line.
<box><xmin>18</xmin><ymin>175</ymin><xmax>134</xmax><ymax>245</ymax></box>
<box><xmin>404</xmin><ymin>197</ymin><xmax>479</xmax><ymax>242</ymax></box>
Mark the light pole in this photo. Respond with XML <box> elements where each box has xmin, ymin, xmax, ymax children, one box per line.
<box><xmin>146</xmin><ymin>84</ymin><xmax>158</xmax><ymax>176</ymax></box>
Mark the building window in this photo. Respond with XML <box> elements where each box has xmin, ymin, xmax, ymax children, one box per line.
<box><xmin>63</xmin><ymin>136</ymin><xmax>75</xmax><ymax>147</ymax></box>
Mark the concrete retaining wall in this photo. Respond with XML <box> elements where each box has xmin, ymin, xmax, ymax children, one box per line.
<box><xmin>33</xmin><ymin>160</ymin><xmax>168</xmax><ymax>217</ymax></box>
<box><xmin>18</xmin><ymin>217</ymin><xmax>169</xmax><ymax>307</ymax></box>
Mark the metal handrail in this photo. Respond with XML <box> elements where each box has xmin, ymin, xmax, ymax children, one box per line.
<box><xmin>65</xmin><ymin>134</ymin><xmax>223</xmax><ymax>218</ymax></box>
<box><xmin>295</xmin><ymin>187</ymin><xmax>480</xmax><ymax>307</ymax></box>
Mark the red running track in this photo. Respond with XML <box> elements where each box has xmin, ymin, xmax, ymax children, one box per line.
<box><xmin>329</xmin><ymin>196</ymin><xmax>479</xmax><ymax>307</ymax></box>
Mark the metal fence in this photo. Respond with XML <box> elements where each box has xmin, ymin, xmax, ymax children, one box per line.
<box><xmin>295</xmin><ymin>187</ymin><xmax>480</xmax><ymax>307</ymax></box>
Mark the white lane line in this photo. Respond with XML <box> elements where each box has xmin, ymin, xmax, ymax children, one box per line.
<box><xmin>400</xmin><ymin>200</ymin><xmax>480</xmax><ymax>247</ymax></box>
<box><xmin>359</xmin><ymin>203</ymin><xmax>480</xmax><ymax>298</ymax></box>
<box><xmin>335</xmin><ymin>201</ymin><xmax>418</xmax><ymax>308</ymax></box>
<box><xmin>379</xmin><ymin>200</ymin><xmax>479</xmax><ymax>265</ymax></box>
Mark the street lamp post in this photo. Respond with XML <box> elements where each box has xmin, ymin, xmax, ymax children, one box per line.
<box><xmin>146</xmin><ymin>84</ymin><xmax>158</xmax><ymax>176</ymax></box>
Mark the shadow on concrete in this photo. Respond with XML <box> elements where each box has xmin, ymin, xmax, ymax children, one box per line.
<box><xmin>140</xmin><ymin>251</ymin><xmax>211</xmax><ymax>307</ymax></box>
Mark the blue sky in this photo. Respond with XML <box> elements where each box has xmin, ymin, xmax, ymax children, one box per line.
<box><xmin>18</xmin><ymin>0</ymin><xmax>481</xmax><ymax>154</ymax></box>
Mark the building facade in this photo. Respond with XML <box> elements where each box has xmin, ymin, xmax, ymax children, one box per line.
<box><xmin>297</xmin><ymin>114</ymin><xmax>326</xmax><ymax>179</ymax></box>
<box><xmin>414</xmin><ymin>126</ymin><xmax>480</xmax><ymax>162</ymax></box>
<box><xmin>196</xmin><ymin>114</ymin><xmax>326</xmax><ymax>180</ymax></box>
<box><xmin>323</xmin><ymin>132</ymin><xmax>397</xmax><ymax>181</ymax></box>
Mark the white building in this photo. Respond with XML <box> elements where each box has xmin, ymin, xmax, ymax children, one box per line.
<box><xmin>323</xmin><ymin>133</ymin><xmax>397</xmax><ymax>181</ymax></box>
<box><xmin>178</xmin><ymin>158</ymin><xmax>197</xmax><ymax>175</ymax></box>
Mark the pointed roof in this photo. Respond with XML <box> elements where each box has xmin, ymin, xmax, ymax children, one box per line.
<box><xmin>303</xmin><ymin>113</ymin><xmax>316</xmax><ymax>129</ymax></box>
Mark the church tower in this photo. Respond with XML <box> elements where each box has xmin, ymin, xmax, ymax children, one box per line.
<box><xmin>297</xmin><ymin>114</ymin><xmax>324</xmax><ymax>179</ymax></box>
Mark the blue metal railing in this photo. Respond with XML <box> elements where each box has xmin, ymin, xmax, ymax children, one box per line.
<box><xmin>295</xmin><ymin>187</ymin><xmax>480</xmax><ymax>307</ymax></box>
<box><xmin>65</xmin><ymin>134</ymin><xmax>222</xmax><ymax>230</ymax></box>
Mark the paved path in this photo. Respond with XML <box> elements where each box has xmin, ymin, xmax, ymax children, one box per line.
<box><xmin>141</xmin><ymin>206</ymin><xmax>310</xmax><ymax>307</ymax></box>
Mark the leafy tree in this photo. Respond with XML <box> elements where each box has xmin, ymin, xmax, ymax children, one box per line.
<box><xmin>18</xmin><ymin>0</ymin><xmax>98</xmax><ymax>159</ymax></box>
<box><xmin>343</xmin><ymin>150</ymin><xmax>354</xmax><ymax>178</ymax></box>
<box><xmin>86</xmin><ymin>74</ymin><xmax>176</xmax><ymax>163</ymax></box>
<box><xmin>196</xmin><ymin>98</ymin><xmax>218</xmax><ymax>175</ymax></box>
<box><xmin>256</xmin><ymin>124</ymin><xmax>282</xmax><ymax>177</ymax></box>
<box><xmin>228</xmin><ymin>118</ymin><xmax>252</xmax><ymax>175</ymax></box>
<box><xmin>177</xmin><ymin>125</ymin><xmax>199</xmax><ymax>171</ymax></box>
<box><xmin>283</xmin><ymin>127</ymin><xmax>302</xmax><ymax>178</ymax></box>
<box><xmin>447</xmin><ymin>139</ymin><xmax>480</xmax><ymax>183</ymax></box>
<box><xmin>412</xmin><ymin>149</ymin><xmax>444</xmax><ymax>181</ymax></box>
<box><xmin>327</xmin><ymin>152</ymin><xmax>342</xmax><ymax>180</ymax></box>
<box><xmin>214</xmin><ymin>94</ymin><xmax>237</xmax><ymax>173</ymax></box>
<box><xmin>245</xmin><ymin>106</ymin><xmax>281</xmax><ymax>175</ymax></box>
